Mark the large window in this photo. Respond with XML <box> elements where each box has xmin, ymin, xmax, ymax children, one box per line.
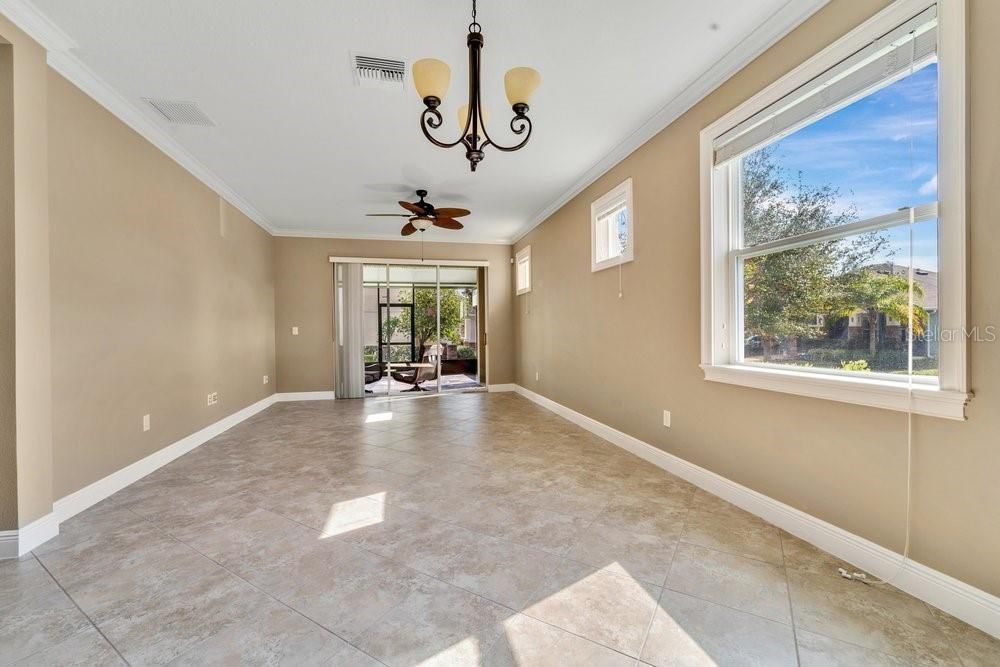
<box><xmin>700</xmin><ymin>1</ymin><xmax>968</xmax><ymax>419</ymax></box>
<box><xmin>591</xmin><ymin>178</ymin><xmax>634</xmax><ymax>271</ymax></box>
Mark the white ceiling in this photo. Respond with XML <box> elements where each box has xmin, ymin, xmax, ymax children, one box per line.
<box><xmin>29</xmin><ymin>0</ymin><xmax>819</xmax><ymax>243</ymax></box>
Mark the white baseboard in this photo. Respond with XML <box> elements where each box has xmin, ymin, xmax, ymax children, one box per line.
<box><xmin>0</xmin><ymin>530</ymin><xmax>18</xmax><ymax>559</ymax></box>
<box><xmin>2</xmin><ymin>393</ymin><xmax>279</xmax><ymax>558</ymax></box>
<box><xmin>16</xmin><ymin>513</ymin><xmax>59</xmax><ymax>556</ymax></box>
<box><xmin>487</xmin><ymin>383</ymin><xmax>516</xmax><ymax>393</ymax></box>
<box><xmin>52</xmin><ymin>394</ymin><xmax>277</xmax><ymax>528</ymax></box>
<box><xmin>511</xmin><ymin>384</ymin><xmax>1000</xmax><ymax>640</ymax></box>
<box><xmin>275</xmin><ymin>391</ymin><xmax>336</xmax><ymax>401</ymax></box>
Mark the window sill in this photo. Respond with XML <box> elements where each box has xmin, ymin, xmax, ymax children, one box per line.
<box><xmin>591</xmin><ymin>256</ymin><xmax>633</xmax><ymax>273</ymax></box>
<box><xmin>701</xmin><ymin>364</ymin><xmax>971</xmax><ymax>420</ymax></box>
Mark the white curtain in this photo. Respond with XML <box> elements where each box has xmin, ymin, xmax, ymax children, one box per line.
<box><xmin>334</xmin><ymin>263</ymin><xmax>365</xmax><ymax>398</ymax></box>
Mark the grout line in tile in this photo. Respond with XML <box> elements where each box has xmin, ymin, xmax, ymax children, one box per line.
<box><xmin>121</xmin><ymin>507</ymin><xmax>391</xmax><ymax>667</ymax></box>
<box><xmin>634</xmin><ymin>502</ymin><xmax>692</xmax><ymax>664</ymax></box>
<box><xmin>917</xmin><ymin>599</ymin><xmax>970</xmax><ymax>666</ymax></box>
<box><xmin>674</xmin><ymin>534</ymin><xmax>785</xmax><ymax>568</ymax></box>
<box><xmin>212</xmin><ymin>496</ymin><xmax>535</xmax><ymax>630</ymax></box>
<box><xmin>31</xmin><ymin>552</ymin><xmax>133</xmax><ymax>667</ymax></box>
<box><xmin>779</xmin><ymin>526</ymin><xmax>803</xmax><ymax>666</ymax></box>
<box><xmin>656</xmin><ymin>578</ymin><xmax>799</xmax><ymax>632</ymax></box>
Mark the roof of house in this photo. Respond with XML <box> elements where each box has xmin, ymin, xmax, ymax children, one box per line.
<box><xmin>867</xmin><ymin>262</ymin><xmax>938</xmax><ymax>312</ymax></box>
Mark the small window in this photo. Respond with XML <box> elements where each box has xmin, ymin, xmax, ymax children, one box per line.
<box><xmin>515</xmin><ymin>246</ymin><xmax>531</xmax><ymax>295</ymax></box>
<box><xmin>591</xmin><ymin>178</ymin><xmax>634</xmax><ymax>272</ymax></box>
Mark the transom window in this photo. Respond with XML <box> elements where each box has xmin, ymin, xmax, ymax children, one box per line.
<box><xmin>591</xmin><ymin>178</ymin><xmax>634</xmax><ymax>271</ymax></box>
<box><xmin>515</xmin><ymin>245</ymin><xmax>531</xmax><ymax>295</ymax></box>
<box><xmin>700</xmin><ymin>1</ymin><xmax>969</xmax><ymax>419</ymax></box>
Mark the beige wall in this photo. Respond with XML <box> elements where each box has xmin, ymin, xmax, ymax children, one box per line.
<box><xmin>0</xmin><ymin>15</ymin><xmax>53</xmax><ymax>529</ymax></box>
<box><xmin>274</xmin><ymin>237</ymin><xmax>513</xmax><ymax>393</ymax></box>
<box><xmin>0</xmin><ymin>41</ymin><xmax>14</xmax><ymax>530</ymax></box>
<box><xmin>47</xmin><ymin>71</ymin><xmax>276</xmax><ymax>499</ymax></box>
<box><xmin>513</xmin><ymin>0</ymin><xmax>1000</xmax><ymax>597</ymax></box>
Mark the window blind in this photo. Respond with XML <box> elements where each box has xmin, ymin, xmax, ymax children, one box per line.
<box><xmin>713</xmin><ymin>5</ymin><xmax>937</xmax><ymax>165</ymax></box>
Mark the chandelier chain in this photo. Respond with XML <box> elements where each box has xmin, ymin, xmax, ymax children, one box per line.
<box><xmin>469</xmin><ymin>0</ymin><xmax>481</xmax><ymax>33</ymax></box>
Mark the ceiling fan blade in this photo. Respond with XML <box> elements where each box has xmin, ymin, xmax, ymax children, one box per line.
<box><xmin>401</xmin><ymin>221</ymin><xmax>418</xmax><ymax>236</ymax></box>
<box><xmin>366</xmin><ymin>213</ymin><xmax>412</xmax><ymax>217</ymax></box>
<box><xmin>433</xmin><ymin>207</ymin><xmax>471</xmax><ymax>218</ymax></box>
<box><xmin>399</xmin><ymin>201</ymin><xmax>423</xmax><ymax>215</ymax></box>
<box><xmin>433</xmin><ymin>218</ymin><xmax>464</xmax><ymax>230</ymax></box>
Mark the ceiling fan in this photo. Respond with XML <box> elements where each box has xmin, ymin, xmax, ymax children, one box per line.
<box><xmin>366</xmin><ymin>189</ymin><xmax>470</xmax><ymax>236</ymax></box>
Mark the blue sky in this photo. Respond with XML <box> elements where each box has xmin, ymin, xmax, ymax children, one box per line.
<box><xmin>763</xmin><ymin>61</ymin><xmax>939</xmax><ymax>270</ymax></box>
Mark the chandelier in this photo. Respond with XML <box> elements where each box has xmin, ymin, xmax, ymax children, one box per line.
<box><xmin>412</xmin><ymin>0</ymin><xmax>540</xmax><ymax>172</ymax></box>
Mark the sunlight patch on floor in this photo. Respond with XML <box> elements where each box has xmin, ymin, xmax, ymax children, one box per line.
<box><xmin>415</xmin><ymin>636</ymin><xmax>482</xmax><ymax>666</ymax></box>
<box><xmin>365</xmin><ymin>411</ymin><xmax>393</xmax><ymax>423</ymax></box>
<box><xmin>321</xmin><ymin>492</ymin><xmax>385</xmax><ymax>537</ymax></box>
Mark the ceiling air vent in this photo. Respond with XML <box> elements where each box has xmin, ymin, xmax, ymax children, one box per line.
<box><xmin>143</xmin><ymin>98</ymin><xmax>216</xmax><ymax>126</ymax></box>
<box><xmin>352</xmin><ymin>52</ymin><xmax>406</xmax><ymax>90</ymax></box>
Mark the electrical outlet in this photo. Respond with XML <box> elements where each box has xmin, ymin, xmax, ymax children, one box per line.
<box><xmin>662</xmin><ymin>410</ymin><xmax>671</xmax><ymax>428</ymax></box>
<box><xmin>207</xmin><ymin>392</ymin><xmax>219</xmax><ymax>406</ymax></box>
<box><xmin>142</xmin><ymin>414</ymin><xmax>150</xmax><ymax>432</ymax></box>
<box><xmin>291</xmin><ymin>326</ymin><xmax>299</xmax><ymax>335</ymax></box>
<box><xmin>263</xmin><ymin>375</ymin><xmax>269</xmax><ymax>385</ymax></box>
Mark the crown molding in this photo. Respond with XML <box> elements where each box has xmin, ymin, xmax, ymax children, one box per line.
<box><xmin>0</xmin><ymin>0</ymin><xmax>276</xmax><ymax>235</ymax></box>
<box><xmin>271</xmin><ymin>227</ymin><xmax>514</xmax><ymax>245</ymax></box>
<box><xmin>0</xmin><ymin>0</ymin><xmax>75</xmax><ymax>51</ymax></box>
<box><xmin>511</xmin><ymin>0</ymin><xmax>830</xmax><ymax>243</ymax></box>
<box><xmin>4</xmin><ymin>0</ymin><xmax>827</xmax><ymax>244</ymax></box>
<box><xmin>45</xmin><ymin>51</ymin><xmax>276</xmax><ymax>234</ymax></box>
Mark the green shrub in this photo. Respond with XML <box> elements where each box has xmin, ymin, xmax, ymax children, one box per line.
<box><xmin>802</xmin><ymin>348</ymin><xmax>936</xmax><ymax>373</ymax></box>
<box><xmin>840</xmin><ymin>359</ymin><xmax>870</xmax><ymax>372</ymax></box>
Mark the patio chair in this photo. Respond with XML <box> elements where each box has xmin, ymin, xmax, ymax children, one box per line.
<box><xmin>391</xmin><ymin>352</ymin><xmax>439</xmax><ymax>392</ymax></box>
<box><xmin>364</xmin><ymin>363</ymin><xmax>384</xmax><ymax>394</ymax></box>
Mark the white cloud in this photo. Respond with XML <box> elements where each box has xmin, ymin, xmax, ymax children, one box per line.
<box><xmin>918</xmin><ymin>174</ymin><xmax>938</xmax><ymax>196</ymax></box>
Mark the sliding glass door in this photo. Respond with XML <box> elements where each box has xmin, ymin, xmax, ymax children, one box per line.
<box><xmin>356</xmin><ymin>261</ymin><xmax>484</xmax><ymax>397</ymax></box>
<box><xmin>437</xmin><ymin>266</ymin><xmax>482</xmax><ymax>390</ymax></box>
<box><xmin>389</xmin><ymin>264</ymin><xmax>439</xmax><ymax>394</ymax></box>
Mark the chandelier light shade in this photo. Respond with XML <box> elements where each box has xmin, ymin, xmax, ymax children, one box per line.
<box><xmin>504</xmin><ymin>67</ymin><xmax>541</xmax><ymax>106</ymax></box>
<box><xmin>457</xmin><ymin>104</ymin><xmax>489</xmax><ymax>134</ymax></box>
<box><xmin>414</xmin><ymin>0</ymin><xmax>540</xmax><ymax>171</ymax></box>
<box><xmin>412</xmin><ymin>59</ymin><xmax>451</xmax><ymax>101</ymax></box>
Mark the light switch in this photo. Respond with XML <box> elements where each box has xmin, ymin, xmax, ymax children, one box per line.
<box><xmin>292</xmin><ymin>326</ymin><xmax>299</xmax><ymax>335</ymax></box>
<box><xmin>142</xmin><ymin>414</ymin><xmax>150</xmax><ymax>432</ymax></box>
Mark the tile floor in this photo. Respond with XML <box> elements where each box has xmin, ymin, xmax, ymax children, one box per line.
<box><xmin>2</xmin><ymin>393</ymin><xmax>998</xmax><ymax>666</ymax></box>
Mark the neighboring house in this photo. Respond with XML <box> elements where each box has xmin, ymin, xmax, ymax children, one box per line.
<box><xmin>442</xmin><ymin>290</ymin><xmax>479</xmax><ymax>361</ymax></box>
<box><xmin>767</xmin><ymin>263</ymin><xmax>940</xmax><ymax>364</ymax></box>
<box><xmin>843</xmin><ymin>263</ymin><xmax>939</xmax><ymax>358</ymax></box>
<box><xmin>459</xmin><ymin>297</ymin><xmax>477</xmax><ymax>346</ymax></box>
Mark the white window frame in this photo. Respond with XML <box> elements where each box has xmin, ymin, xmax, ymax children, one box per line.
<box><xmin>699</xmin><ymin>0</ymin><xmax>970</xmax><ymax>420</ymax></box>
<box><xmin>515</xmin><ymin>245</ymin><xmax>532</xmax><ymax>295</ymax></box>
<box><xmin>591</xmin><ymin>178</ymin><xmax>634</xmax><ymax>272</ymax></box>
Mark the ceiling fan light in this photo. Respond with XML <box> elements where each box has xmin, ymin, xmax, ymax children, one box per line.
<box><xmin>413</xmin><ymin>58</ymin><xmax>451</xmax><ymax>101</ymax></box>
<box><xmin>457</xmin><ymin>104</ymin><xmax>490</xmax><ymax>134</ymax></box>
<box><xmin>504</xmin><ymin>67</ymin><xmax>540</xmax><ymax>106</ymax></box>
<box><xmin>412</xmin><ymin>218</ymin><xmax>433</xmax><ymax>231</ymax></box>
